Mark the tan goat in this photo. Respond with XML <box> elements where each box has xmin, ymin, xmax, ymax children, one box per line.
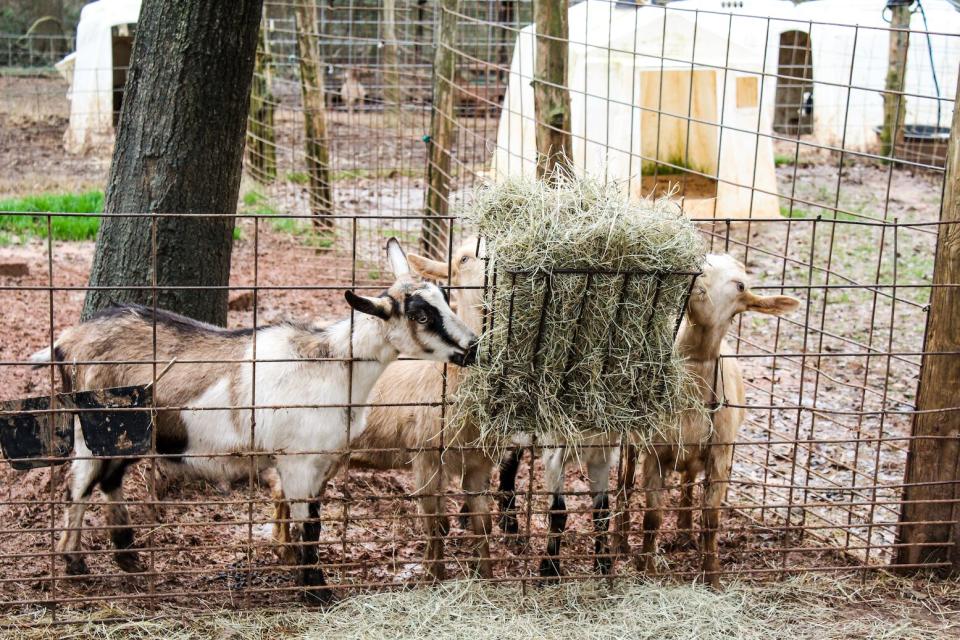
<box><xmin>613</xmin><ymin>253</ymin><xmax>800</xmax><ymax>587</ymax></box>
<box><xmin>274</xmin><ymin>240</ymin><xmax>494</xmax><ymax>580</ymax></box>
<box><xmin>341</xmin><ymin>68</ymin><xmax>366</xmax><ymax>115</ymax></box>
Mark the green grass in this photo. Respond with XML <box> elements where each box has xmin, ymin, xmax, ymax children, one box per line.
<box><xmin>0</xmin><ymin>190</ymin><xmax>247</xmax><ymax>245</ymax></box>
<box><xmin>240</xmin><ymin>189</ymin><xmax>336</xmax><ymax>247</ymax></box>
<box><xmin>640</xmin><ymin>156</ymin><xmax>703</xmax><ymax>176</ymax></box>
<box><xmin>285</xmin><ymin>171</ymin><xmax>310</xmax><ymax>185</ymax></box>
<box><xmin>779</xmin><ymin>205</ymin><xmax>864</xmax><ymax>223</ymax></box>
<box><xmin>285</xmin><ymin>168</ymin><xmax>424</xmax><ymax>186</ymax></box>
<box><xmin>774</xmin><ymin>154</ymin><xmax>795</xmax><ymax>168</ymax></box>
<box><xmin>0</xmin><ymin>191</ymin><xmax>104</xmax><ymax>244</ymax></box>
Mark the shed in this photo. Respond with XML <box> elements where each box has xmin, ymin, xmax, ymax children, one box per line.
<box><xmin>669</xmin><ymin>0</ymin><xmax>960</xmax><ymax>154</ymax></box>
<box><xmin>57</xmin><ymin>0</ymin><xmax>142</xmax><ymax>154</ymax></box>
<box><xmin>492</xmin><ymin>0</ymin><xmax>781</xmax><ymax>220</ymax></box>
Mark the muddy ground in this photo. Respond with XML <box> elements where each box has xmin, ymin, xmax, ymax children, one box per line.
<box><xmin>0</xmin><ymin>74</ymin><xmax>949</xmax><ymax>617</ymax></box>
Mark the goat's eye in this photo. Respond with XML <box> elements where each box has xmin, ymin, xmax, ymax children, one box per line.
<box><xmin>736</xmin><ymin>282</ymin><xmax>745</xmax><ymax>293</ymax></box>
<box><xmin>415</xmin><ymin>314</ymin><xmax>429</xmax><ymax>325</ymax></box>
<box><xmin>460</xmin><ymin>255</ymin><xmax>470</xmax><ymax>264</ymax></box>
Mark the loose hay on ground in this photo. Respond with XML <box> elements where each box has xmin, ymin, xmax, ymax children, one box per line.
<box><xmin>452</xmin><ymin>176</ymin><xmax>706</xmax><ymax>450</ymax></box>
<box><xmin>7</xmin><ymin>574</ymin><xmax>958</xmax><ymax>639</ymax></box>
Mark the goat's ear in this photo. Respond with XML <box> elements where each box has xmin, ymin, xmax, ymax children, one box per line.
<box><xmin>407</xmin><ymin>253</ymin><xmax>449</xmax><ymax>281</ymax></box>
<box><xmin>344</xmin><ymin>291</ymin><xmax>392</xmax><ymax>320</ymax></box>
<box><xmin>385</xmin><ymin>238</ymin><xmax>410</xmax><ymax>278</ymax></box>
<box><xmin>746</xmin><ymin>294</ymin><xmax>801</xmax><ymax>316</ymax></box>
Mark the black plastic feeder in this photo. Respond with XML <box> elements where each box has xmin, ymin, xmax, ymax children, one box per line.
<box><xmin>71</xmin><ymin>385</ymin><xmax>154</xmax><ymax>457</ymax></box>
<box><xmin>0</xmin><ymin>395</ymin><xmax>74</xmax><ymax>470</ymax></box>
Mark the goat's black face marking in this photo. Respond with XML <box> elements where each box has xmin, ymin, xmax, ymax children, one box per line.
<box><xmin>405</xmin><ymin>292</ymin><xmax>460</xmax><ymax>349</ymax></box>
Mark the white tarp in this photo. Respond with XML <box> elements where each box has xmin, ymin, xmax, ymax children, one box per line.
<box><xmin>796</xmin><ymin>0</ymin><xmax>960</xmax><ymax>151</ymax></box>
<box><xmin>670</xmin><ymin>0</ymin><xmax>960</xmax><ymax>152</ymax></box>
<box><xmin>58</xmin><ymin>0</ymin><xmax>142</xmax><ymax>154</ymax></box>
<box><xmin>492</xmin><ymin>0</ymin><xmax>781</xmax><ymax>219</ymax></box>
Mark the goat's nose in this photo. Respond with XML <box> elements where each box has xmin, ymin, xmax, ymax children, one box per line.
<box><xmin>455</xmin><ymin>339</ymin><xmax>479</xmax><ymax>367</ymax></box>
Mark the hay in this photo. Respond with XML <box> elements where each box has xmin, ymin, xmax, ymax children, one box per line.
<box><xmin>451</xmin><ymin>176</ymin><xmax>706</xmax><ymax>449</ymax></box>
<box><xmin>11</xmin><ymin>575</ymin><xmax>958</xmax><ymax>639</ymax></box>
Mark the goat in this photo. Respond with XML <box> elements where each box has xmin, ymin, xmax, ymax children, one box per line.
<box><xmin>613</xmin><ymin>253</ymin><xmax>800</xmax><ymax>587</ymax></box>
<box><xmin>498</xmin><ymin>436</ymin><xmax>619</xmax><ymax>579</ymax></box>
<box><xmin>341</xmin><ymin>68</ymin><xmax>366</xmax><ymax>115</ymax></box>
<box><xmin>29</xmin><ymin>239</ymin><xmax>478</xmax><ymax>604</ymax></box>
<box><xmin>272</xmin><ymin>239</ymin><xmax>496</xmax><ymax>581</ymax></box>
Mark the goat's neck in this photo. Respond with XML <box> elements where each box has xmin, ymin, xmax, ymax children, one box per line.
<box><xmin>676</xmin><ymin>317</ymin><xmax>728</xmax><ymax>363</ymax></box>
<box><xmin>676</xmin><ymin>318</ymin><xmax>729</xmax><ymax>403</ymax></box>
<box><xmin>325</xmin><ymin>314</ymin><xmax>398</xmax><ymax>402</ymax></box>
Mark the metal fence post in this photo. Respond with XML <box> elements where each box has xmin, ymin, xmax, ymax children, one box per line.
<box><xmin>895</xmin><ymin>75</ymin><xmax>960</xmax><ymax>574</ymax></box>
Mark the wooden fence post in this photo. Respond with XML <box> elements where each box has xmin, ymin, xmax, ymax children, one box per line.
<box><xmin>294</xmin><ymin>0</ymin><xmax>334</xmax><ymax>230</ymax></box>
<box><xmin>247</xmin><ymin>20</ymin><xmax>277</xmax><ymax>184</ymax></box>
<box><xmin>422</xmin><ymin>0</ymin><xmax>458</xmax><ymax>259</ymax></box>
<box><xmin>895</xmin><ymin>75</ymin><xmax>960</xmax><ymax>573</ymax></box>
<box><xmin>383</xmin><ymin>0</ymin><xmax>403</xmax><ymax>126</ymax></box>
<box><xmin>533</xmin><ymin>0</ymin><xmax>572</xmax><ymax>178</ymax></box>
<box><xmin>880</xmin><ymin>2</ymin><xmax>911</xmax><ymax>160</ymax></box>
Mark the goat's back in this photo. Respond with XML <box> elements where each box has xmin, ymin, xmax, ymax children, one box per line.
<box><xmin>351</xmin><ymin>360</ymin><xmax>485</xmax><ymax>471</ymax></box>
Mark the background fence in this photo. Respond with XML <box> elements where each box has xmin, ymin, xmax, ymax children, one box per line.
<box><xmin>0</xmin><ymin>0</ymin><xmax>958</xmax><ymax>627</ymax></box>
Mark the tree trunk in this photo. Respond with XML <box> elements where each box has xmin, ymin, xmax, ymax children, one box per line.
<box><xmin>881</xmin><ymin>4</ymin><xmax>910</xmax><ymax>160</ymax></box>
<box><xmin>247</xmin><ymin>21</ymin><xmax>277</xmax><ymax>184</ymax></box>
<box><xmin>533</xmin><ymin>0</ymin><xmax>572</xmax><ymax>179</ymax></box>
<box><xmin>82</xmin><ymin>0</ymin><xmax>263</xmax><ymax>326</ymax></box>
<box><xmin>895</xmin><ymin>75</ymin><xmax>960</xmax><ymax>574</ymax></box>
<box><xmin>422</xmin><ymin>0</ymin><xmax>458</xmax><ymax>259</ymax></box>
<box><xmin>383</xmin><ymin>0</ymin><xmax>402</xmax><ymax>125</ymax></box>
<box><xmin>294</xmin><ymin>0</ymin><xmax>334</xmax><ymax>230</ymax></box>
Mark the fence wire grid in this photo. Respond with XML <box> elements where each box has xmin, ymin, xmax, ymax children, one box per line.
<box><xmin>0</xmin><ymin>0</ymin><xmax>958</xmax><ymax>628</ymax></box>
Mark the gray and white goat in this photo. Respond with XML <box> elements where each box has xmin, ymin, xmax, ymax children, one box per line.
<box><xmin>29</xmin><ymin>239</ymin><xmax>477</xmax><ymax>604</ymax></box>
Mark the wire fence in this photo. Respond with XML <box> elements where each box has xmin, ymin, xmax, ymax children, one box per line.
<box><xmin>0</xmin><ymin>0</ymin><xmax>958</xmax><ymax>628</ymax></box>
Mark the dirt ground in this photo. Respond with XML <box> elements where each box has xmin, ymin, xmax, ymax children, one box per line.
<box><xmin>0</xmin><ymin>74</ymin><xmax>953</xmax><ymax>622</ymax></box>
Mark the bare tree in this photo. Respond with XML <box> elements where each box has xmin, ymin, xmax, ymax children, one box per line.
<box><xmin>83</xmin><ymin>0</ymin><xmax>264</xmax><ymax>326</ymax></box>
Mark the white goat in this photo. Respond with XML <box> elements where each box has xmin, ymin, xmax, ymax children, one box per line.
<box><xmin>30</xmin><ymin>240</ymin><xmax>477</xmax><ymax>604</ymax></box>
<box><xmin>613</xmin><ymin>253</ymin><xmax>800</xmax><ymax>586</ymax></box>
<box><xmin>498</xmin><ymin>430</ymin><xmax>620</xmax><ymax>579</ymax></box>
<box><xmin>271</xmin><ymin>239</ymin><xmax>496</xmax><ymax>581</ymax></box>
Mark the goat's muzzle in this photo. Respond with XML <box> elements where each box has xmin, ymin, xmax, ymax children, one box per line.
<box><xmin>451</xmin><ymin>339</ymin><xmax>479</xmax><ymax>367</ymax></box>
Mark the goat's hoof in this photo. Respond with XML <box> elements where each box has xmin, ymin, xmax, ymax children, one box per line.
<box><xmin>438</xmin><ymin>517</ymin><xmax>451</xmax><ymax>538</ymax></box>
<box><xmin>499</xmin><ymin>513</ymin><xmax>519</xmax><ymax>535</ymax></box>
<box><xmin>538</xmin><ymin>558</ymin><xmax>562</xmax><ymax>580</ymax></box>
<box><xmin>303</xmin><ymin>586</ymin><xmax>337</xmax><ymax>606</ymax></box>
<box><xmin>595</xmin><ymin>556</ymin><xmax>613</xmax><ymax>576</ymax></box>
<box><xmin>115</xmin><ymin>550</ymin><xmax>145</xmax><ymax>574</ymax></box>
<box><xmin>634</xmin><ymin>554</ymin><xmax>657</xmax><ymax>575</ymax></box>
<box><xmin>665</xmin><ymin>534</ymin><xmax>697</xmax><ymax>551</ymax></box>
<box><xmin>274</xmin><ymin>545</ymin><xmax>299</xmax><ymax>566</ymax></box>
<box><xmin>300</xmin><ymin>568</ymin><xmax>335</xmax><ymax>605</ymax></box>
<box><xmin>64</xmin><ymin>557</ymin><xmax>90</xmax><ymax>576</ymax></box>
<box><xmin>457</xmin><ymin>503</ymin><xmax>471</xmax><ymax>530</ymax></box>
<box><xmin>425</xmin><ymin>564</ymin><xmax>446</xmax><ymax>583</ymax></box>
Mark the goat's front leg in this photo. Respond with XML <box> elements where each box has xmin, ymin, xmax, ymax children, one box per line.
<box><xmin>264</xmin><ymin>467</ymin><xmax>295</xmax><ymax>565</ymax></box>
<box><xmin>668</xmin><ymin>469</ymin><xmax>699</xmax><ymax>551</ymax></box>
<box><xmin>462</xmin><ymin>461</ymin><xmax>493</xmax><ymax>579</ymax></box>
<box><xmin>611</xmin><ymin>444</ymin><xmax>638</xmax><ymax>556</ymax></box>
<box><xmin>278</xmin><ymin>456</ymin><xmax>336</xmax><ymax>605</ymax></box>
<box><xmin>539</xmin><ymin>448</ymin><xmax>566</xmax><ymax>580</ymax></box>
<box><xmin>701</xmin><ymin>442</ymin><xmax>732</xmax><ymax>588</ymax></box>
<box><xmin>99</xmin><ymin>461</ymin><xmax>143</xmax><ymax>574</ymax></box>
<box><xmin>413</xmin><ymin>453</ymin><xmax>447</xmax><ymax>582</ymax></box>
<box><xmin>496</xmin><ymin>447</ymin><xmax>523</xmax><ymax>544</ymax></box>
<box><xmin>587</xmin><ymin>450</ymin><xmax>614</xmax><ymax>575</ymax></box>
<box><xmin>58</xmin><ymin>454</ymin><xmax>102</xmax><ymax>576</ymax></box>
<box><xmin>638</xmin><ymin>453</ymin><xmax>667</xmax><ymax>574</ymax></box>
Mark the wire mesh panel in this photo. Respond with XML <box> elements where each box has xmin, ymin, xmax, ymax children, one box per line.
<box><xmin>0</xmin><ymin>0</ymin><xmax>958</xmax><ymax>630</ymax></box>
